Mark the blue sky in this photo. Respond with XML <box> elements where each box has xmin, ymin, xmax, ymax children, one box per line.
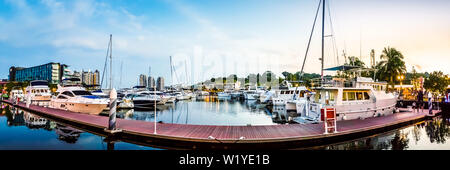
<box><xmin>1</xmin><ymin>0</ymin><xmax>449</xmax><ymax>88</ymax></box>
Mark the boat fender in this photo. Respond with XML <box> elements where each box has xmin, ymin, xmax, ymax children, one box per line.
<box><xmin>342</xmin><ymin>114</ymin><xmax>347</xmax><ymax>120</ymax></box>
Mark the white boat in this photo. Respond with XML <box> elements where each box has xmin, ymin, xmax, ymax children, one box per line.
<box><xmin>217</xmin><ymin>91</ymin><xmax>231</xmax><ymax>98</ymax></box>
<box><xmin>271</xmin><ymin>81</ymin><xmax>307</xmax><ymax>106</ymax></box>
<box><xmin>50</xmin><ymin>84</ymin><xmax>109</xmax><ymax>115</ymax></box>
<box><xmin>230</xmin><ymin>90</ymin><xmax>243</xmax><ymax>99</ymax></box>
<box><xmin>118</xmin><ymin>93</ymin><xmax>134</xmax><ymax>109</ymax></box>
<box><xmin>175</xmin><ymin>91</ymin><xmax>191</xmax><ymax>100</ymax></box>
<box><xmin>25</xmin><ymin>80</ymin><xmax>52</xmax><ymax>106</ymax></box>
<box><xmin>244</xmin><ymin>88</ymin><xmax>265</xmax><ymax>100</ymax></box>
<box><xmin>148</xmin><ymin>91</ymin><xmax>171</xmax><ymax>104</ymax></box>
<box><xmin>163</xmin><ymin>94</ymin><xmax>177</xmax><ymax>103</ymax></box>
<box><xmin>10</xmin><ymin>87</ymin><xmax>25</xmax><ymax>102</ymax></box>
<box><xmin>194</xmin><ymin>91</ymin><xmax>209</xmax><ymax>100</ymax></box>
<box><xmin>131</xmin><ymin>91</ymin><xmax>165</xmax><ymax>109</ymax></box>
<box><xmin>243</xmin><ymin>90</ymin><xmax>258</xmax><ymax>100</ymax></box>
<box><xmin>302</xmin><ymin>77</ymin><xmax>396</xmax><ymax>121</ymax></box>
<box><xmin>284</xmin><ymin>86</ymin><xmax>310</xmax><ymax>111</ymax></box>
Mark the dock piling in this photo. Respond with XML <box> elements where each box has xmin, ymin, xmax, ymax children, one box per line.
<box><xmin>105</xmin><ymin>88</ymin><xmax>122</xmax><ymax>134</ymax></box>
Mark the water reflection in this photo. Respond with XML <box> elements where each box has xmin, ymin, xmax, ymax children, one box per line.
<box><xmin>3</xmin><ymin>104</ymin><xmax>81</xmax><ymax>143</ymax></box>
<box><xmin>55</xmin><ymin>124</ymin><xmax>83</xmax><ymax>144</ymax></box>
<box><xmin>425</xmin><ymin>115</ymin><xmax>450</xmax><ymax>144</ymax></box>
<box><xmin>115</xmin><ymin>100</ymin><xmax>279</xmax><ymax>126</ymax></box>
<box><xmin>318</xmin><ymin>113</ymin><xmax>450</xmax><ymax>150</ymax></box>
<box><xmin>2</xmin><ymin>102</ymin><xmax>450</xmax><ymax>150</ymax></box>
<box><xmin>0</xmin><ymin>104</ymin><xmax>156</xmax><ymax>150</ymax></box>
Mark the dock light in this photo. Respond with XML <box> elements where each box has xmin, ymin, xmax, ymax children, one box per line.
<box><xmin>397</xmin><ymin>75</ymin><xmax>405</xmax><ymax>93</ymax></box>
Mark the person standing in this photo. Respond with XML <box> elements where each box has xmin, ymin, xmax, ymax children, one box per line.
<box><xmin>417</xmin><ymin>89</ymin><xmax>424</xmax><ymax>113</ymax></box>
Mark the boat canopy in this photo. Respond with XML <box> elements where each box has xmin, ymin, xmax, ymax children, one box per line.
<box><xmin>63</xmin><ymin>78</ymin><xmax>81</xmax><ymax>82</ymax></box>
<box><xmin>30</xmin><ymin>80</ymin><xmax>49</xmax><ymax>86</ymax></box>
<box><xmin>323</xmin><ymin>65</ymin><xmax>361</xmax><ymax>71</ymax></box>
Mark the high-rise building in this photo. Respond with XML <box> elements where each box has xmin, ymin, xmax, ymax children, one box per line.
<box><xmin>81</xmin><ymin>70</ymin><xmax>100</xmax><ymax>87</ymax></box>
<box><xmin>9</xmin><ymin>62</ymin><xmax>69</xmax><ymax>84</ymax></box>
<box><xmin>157</xmin><ymin>77</ymin><xmax>164</xmax><ymax>91</ymax></box>
<box><xmin>139</xmin><ymin>74</ymin><xmax>148</xmax><ymax>87</ymax></box>
<box><xmin>148</xmin><ymin>76</ymin><xmax>156</xmax><ymax>88</ymax></box>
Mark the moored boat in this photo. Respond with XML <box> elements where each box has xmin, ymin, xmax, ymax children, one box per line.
<box><xmin>50</xmin><ymin>82</ymin><xmax>109</xmax><ymax>115</ymax></box>
<box><xmin>25</xmin><ymin>80</ymin><xmax>52</xmax><ymax>106</ymax></box>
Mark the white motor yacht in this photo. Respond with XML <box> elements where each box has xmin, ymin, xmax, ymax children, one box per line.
<box><xmin>50</xmin><ymin>85</ymin><xmax>109</xmax><ymax>115</ymax></box>
<box><xmin>131</xmin><ymin>91</ymin><xmax>165</xmax><ymax>109</ymax></box>
<box><xmin>298</xmin><ymin>77</ymin><xmax>397</xmax><ymax>122</ymax></box>
<box><xmin>271</xmin><ymin>81</ymin><xmax>307</xmax><ymax>106</ymax></box>
<box><xmin>10</xmin><ymin>87</ymin><xmax>25</xmax><ymax>102</ymax></box>
<box><xmin>194</xmin><ymin>91</ymin><xmax>210</xmax><ymax>101</ymax></box>
<box><xmin>175</xmin><ymin>91</ymin><xmax>191</xmax><ymax>100</ymax></box>
<box><xmin>217</xmin><ymin>90</ymin><xmax>231</xmax><ymax>98</ymax></box>
<box><xmin>25</xmin><ymin>80</ymin><xmax>52</xmax><ymax>106</ymax></box>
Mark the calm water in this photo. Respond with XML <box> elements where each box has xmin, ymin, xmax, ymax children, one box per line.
<box><xmin>115</xmin><ymin>99</ymin><xmax>287</xmax><ymax>126</ymax></box>
<box><xmin>0</xmin><ymin>100</ymin><xmax>449</xmax><ymax>150</ymax></box>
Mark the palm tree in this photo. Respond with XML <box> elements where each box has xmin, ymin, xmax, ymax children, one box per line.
<box><xmin>376</xmin><ymin>47</ymin><xmax>406</xmax><ymax>90</ymax></box>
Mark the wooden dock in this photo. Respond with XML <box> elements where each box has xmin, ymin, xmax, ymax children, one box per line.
<box><xmin>1</xmin><ymin>99</ymin><xmax>443</xmax><ymax>150</ymax></box>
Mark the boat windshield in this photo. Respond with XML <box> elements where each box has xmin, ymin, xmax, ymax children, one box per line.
<box><xmin>72</xmin><ymin>90</ymin><xmax>92</xmax><ymax>96</ymax></box>
<box><xmin>31</xmin><ymin>81</ymin><xmax>48</xmax><ymax>86</ymax></box>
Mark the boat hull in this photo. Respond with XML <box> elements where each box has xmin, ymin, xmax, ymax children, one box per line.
<box><xmin>50</xmin><ymin>101</ymin><xmax>107</xmax><ymax>115</ymax></box>
<box><xmin>133</xmin><ymin>100</ymin><xmax>163</xmax><ymax>109</ymax></box>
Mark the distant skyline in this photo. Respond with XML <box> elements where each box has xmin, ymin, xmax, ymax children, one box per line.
<box><xmin>1</xmin><ymin>0</ymin><xmax>449</xmax><ymax>88</ymax></box>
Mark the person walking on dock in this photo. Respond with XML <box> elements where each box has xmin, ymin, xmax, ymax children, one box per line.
<box><xmin>417</xmin><ymin>89</ymin><xmax>424</xmax><ymax>113</ymax></box>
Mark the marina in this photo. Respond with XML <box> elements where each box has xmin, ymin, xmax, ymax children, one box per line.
<box><xmin>1</xmin><ymin>98</ymin><xmax>444</xmax><ymax>149</ymax></box>
<box><xmin>0</xmin><ymin>0</ymin><xmax>449</xmax><ymax>154</ymax></box>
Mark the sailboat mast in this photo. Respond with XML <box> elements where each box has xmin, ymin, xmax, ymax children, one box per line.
<box><xmin>321</xmin><ymin>0</ymin><xmax>326</xmax><ymax>84</ymax></box>
<box><xmin>185</xmin><ymin>60</ymin><xmax>188</xmax><ymax>87</ymax></box>
<box><xmin>109</xmin><ymin>34</ymin><xmax>113</xmax><ymax>90</ymax></box>
<box><xmin>119</xmin><ymin>61</ymin><xmax>123</xmax><ymax>88</ymax></box>
<box><xmin>170</xmin><ymin>56</ymin><xmax>174</xmax><ymax>89</ymax></box>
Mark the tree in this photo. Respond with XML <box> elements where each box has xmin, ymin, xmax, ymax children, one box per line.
<box><xmin>282</xmin><ymin>71</ymin><xmax>291</xmax><ymax>80</ymax></box>
<box><xmin>341</xmin><ymin>56</ymin><xmax>369</xmax><ymax>78</ymax></box>
<box><xmin>370</xmin><ymin>49</ymin><xmax>376</xmax><ymax>68</ymax></box>
<box><xmin>346</xmin><ymin>56</ymin><xmax>365</xmax><ymax>67</ymax></box>
<box><xmin>423</xmin><ymin>71</ymin><xmax>449</xmax><ymax>94</ymax></box>
<box><xmin>376</xmin><ymin>47</ymin><xmax>407</xmax><ymax>90</ymax></box>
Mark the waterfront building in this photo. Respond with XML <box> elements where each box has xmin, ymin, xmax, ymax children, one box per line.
<box><xmin>9</xmin><ymin>62</ymin><xmax>69</xmax><ymax>84</ymax></box>
<box><xmin>81</xmin><ymin>70</ymin><xmax>100</xmax><ymax>87</ymax></box>
<box><xmin>139</xmin><ymin>74</ymin><xmax>148</xmax><ymax>87</ymax></box>
<box><xmin>157</xmin><ymin>77</ymin><xmax>164</xmax><ymax>91</ymax></box>
<box><xmin>148</xmin><ymin>76</ymin><xmax>156</xmax><ymax>88</ymax></box>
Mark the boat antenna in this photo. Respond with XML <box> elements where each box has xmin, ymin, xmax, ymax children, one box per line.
<box><xmin>299</xmin><ymin>0</ymin><xmax>322</xmax><ymax>79</ymax></box>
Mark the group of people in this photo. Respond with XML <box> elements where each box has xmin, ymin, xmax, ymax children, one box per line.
<box><xmin>412</xmin><ymin>88</ymin><xmax>434</xmax><ymax>115</ymax></box>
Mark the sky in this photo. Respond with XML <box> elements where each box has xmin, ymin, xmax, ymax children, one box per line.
<box><xmin>0</xmin><ymin>0</ymin><xmax>449</xmax><ymax>88</ymax></box>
